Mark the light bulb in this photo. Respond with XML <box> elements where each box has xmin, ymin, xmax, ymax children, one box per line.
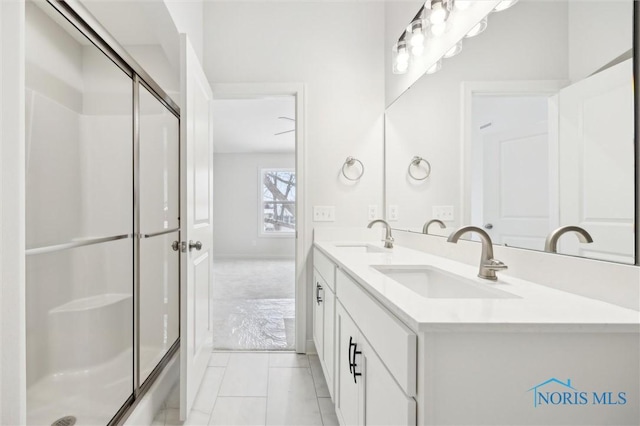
<box><xmin>397</xmin><ymin>49</ymin><xmax>409</xmax><ymax>64</ymax></box>
<box><xmin>430</xmin><ymin>2</ymin><xmax>448</xmax><ymax>25</ymax></box>
<box><xmin>396</xmin><ymin>60</ymin><xmax>409</xmax><ymax>73</ymax></box>
<box><xmin>494</xmin><ymin>0</ymin><xmax>518</xmax><ymax>12</ymax></box>
<box><xmin>431</xmin><ymin>22</ymin><xmax>446</xmax><ymax>37</ymax></box>
<box><xmin>410</xmin><ymin>32</ymin><xmax>425</xmax><ymax>47</ymax></box>
<box><xmin>393</xmin><ymin>40</ymin><xmax>410</xmax><ymax>74</ymax></box>
<box><xmin>443</xmin><ymin>41</ymin><xmax>462</xmax><ymax>58</ymax></box>
<box><xmin>454</xmin><ymin>0</ymin><xmax>472</xmax><ymax>11</ymax></box>
<box><xmin>465</xmin><ymin>16</ymin><xmax>487</xmax><ymax>38</ymax></box>
<box><xmin>411</xmin><ymin>44</ymin><xmax>425</xmax><ymax>57</ymax></box>
<box><xmin>426</xmin><ymin>60</ymin><xmax>442</xmax><ymax>75</ymax></box>
<box><xmin>409</xmin><ymin>20</ymin><xmax>425</xmax><ymax>47</ymax></box>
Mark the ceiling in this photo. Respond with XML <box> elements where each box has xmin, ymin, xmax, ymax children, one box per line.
<box><xmin>80</xmin><ymin>0</ymin><xmax>179</xmax><ymax>64</ymax></box>
<box><xmin>212</xmin><ymin>97</ymin><xmax>296</xmax><ymax>154</ymax></box>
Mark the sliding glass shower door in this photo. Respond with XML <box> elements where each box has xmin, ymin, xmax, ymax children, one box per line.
<box><xmin>25</xmin><ymin>1</ymin><xmax>181</xmax><ymax>424</ymax></box>
<box><xmin>25</xmin><ymin>1</ymin><xmax>134</xmax><ymax>424</ymax></box>
<box><xmin>138</xmin><ymin>83</ymin><xmax>180</xmax><ymax>386</ymax></box>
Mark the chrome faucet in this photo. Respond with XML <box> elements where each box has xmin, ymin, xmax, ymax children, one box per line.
<box><xmin>367</xmin><ymin>219</ymin><xmax>394</xmax><ymax>249</ymax></box>
<box><xmin>423</xmin><ymin>219</ymin><xmax>446</xmax><ymax>234</ymax></box>
<box><xmin>447</xmin><ymin>225</ymin><xmax>507</xmax><ymax>281</ymax></box>
<box><xmin>544</xmin><ymin>225</ymin><xmax>593</xmax><ymax>253</ymax></box>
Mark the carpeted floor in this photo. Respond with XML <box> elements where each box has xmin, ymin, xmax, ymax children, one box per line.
<box><xmin>212</xmin><ymin>258</ymin><xmax>295</xmax><ymax>350</ymax></box>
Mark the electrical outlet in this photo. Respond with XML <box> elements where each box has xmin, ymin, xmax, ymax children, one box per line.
<box><xmin>368</xmin><ymin>205</ymin><xmax>378</xmax><ymax>220</ymax></box>
<box><xmin>388</xmin><ymin>205</ymin><xmax>399</xmax><ymax>221</ymax></box>
<box><xmin>313</xmin><ymin>206</ymin><xmax>335</xmax><ymax>222</ymax></box>
<box><xmin>432</xmin><ymin>205</ymin><xmax>454</xmax><ymax>221</ymax></box>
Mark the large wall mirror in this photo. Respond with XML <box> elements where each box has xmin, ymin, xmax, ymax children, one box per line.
<box><xmin>385</xmin><ymin>0</ymin><xmax>637</xmax><ymax>265</ymax></box>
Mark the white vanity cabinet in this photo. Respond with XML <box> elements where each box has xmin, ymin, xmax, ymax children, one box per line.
<box><xmin>335</xmin><ymin>302</ymin><xmax>417</xmax><ymax>426</ymax></box>
<box><xmin>333</xmin><ymin>265</ymin><xmax>417</xmax><ymax>426</ymax></box>
<box><xmin>313</xmin><ymin>248</ymin><xmax>336</xmax><ymax>398</ymax></box>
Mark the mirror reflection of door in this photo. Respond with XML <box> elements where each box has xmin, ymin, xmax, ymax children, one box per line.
<box><xmin>558</xmin><ymin>59</ymin><xmax>635</xmax><ymax>263</ymax></box>
<box><xmin>471</xmin><ymin>95</ymin><xmax>551</xmax><ymax>250</ymax></box>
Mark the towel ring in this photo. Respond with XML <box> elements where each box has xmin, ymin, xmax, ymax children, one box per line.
<box><xmin>342</xmin><ymin>156</ymin><xmax>364</xmax><ymax>181</ymax></box>
<box><xmin>408</xmin><ymin>156</ymin><xmax>431</xmax><ymax>180</ymax></box>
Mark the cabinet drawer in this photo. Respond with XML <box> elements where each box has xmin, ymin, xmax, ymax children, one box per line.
<box><xmin>313</xmin><ymin>248</ymin><xmax>335</xmax><ymax>291</ymax></box>
<box><xmin>337</xmin><ymin>268</ymin><xmax>417</xmax><ymax>396</ymax></box>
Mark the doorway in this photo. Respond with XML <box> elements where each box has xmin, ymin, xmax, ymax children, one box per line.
<box><xmin>469</xmin><ymin>94</ymin><xmax>551</xmax><ymax>250</ymax></box>
<box><xmin>211</xmin><ymin>95</ymin><xmax>298</xmax><ymax>351</ymax></box>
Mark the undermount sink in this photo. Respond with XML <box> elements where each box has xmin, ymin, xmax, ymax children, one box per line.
<box><xmin>372</xmin><ymin>265</ymin><xmax>519</xmax><ymax>299</ymax></box>
<box><xmin>334</xmin><ymin>244</ymin><xmax>389</xmax><ymax>253</ymax></box>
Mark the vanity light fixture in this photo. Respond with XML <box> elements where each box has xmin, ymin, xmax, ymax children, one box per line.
<box><xmin>426</xmin><ymin>60</ymin><xmax>442</xmax><ymax>74</ymax></box>
<box><xmin>426</xmin><ymin>0</ymin><xmax>452</xmax><ymax>25</ymax></box>
<box><xmin>409</xmin><ymin>18</ymin><xmax>427</xmax><ymax>56</ymax></box>
<box><xmin>443</xmin><ymin>41</ymin><xmax>463</xmax><ymax>58</ymax></box>
<box><xmin>392</xmin><ymin>0</ymin><xmax>518</xmax><ymax>75</ymax></box>
<box><xmin>465</xmin><ymin>16</ymin><xmax>488</xmax><ymax>38</ymax></box>
<box><xmin>494</xmin><ymin>0</ymin><xmax>518</xmax><ymax>12</ymax></box>
<box><xmin>393</xmin><ymin>39</ymin><xmax>410</xmax><ymax>74</ymax></box>
<box><xmin>454</xmin><ymin>0</ymin><xmax>473</xmax><ymax>11</ymax></box>
<box><xmin>431</xmin><ymin>22</ymin><xmax>447</xmax><ymax>37</ymax></box>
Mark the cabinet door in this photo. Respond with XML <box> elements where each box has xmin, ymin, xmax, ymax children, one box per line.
<box><xmin>323</xmin><ymin>287</ymin><xmax>336</xmax><ymax>397</ymax></box>
<box><xmin>336</xmin><ymin>303</ymin><xmax>361</xmax><ymax>426</ymax></box>
<box><xmin>361</xmin><ymin>339</ymin><xmax>416</xmax><ymax>426</ymax></box>
<box><xmin>313</xmin><ymin>271</ymin><xmax>325</xmax><ymax>356</ymax></box>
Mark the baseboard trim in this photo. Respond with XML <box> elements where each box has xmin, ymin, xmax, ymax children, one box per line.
<box><xmin>306</xmin><ymin>339</ymin><xmax>316</xmax><ymax>354</ymax></box>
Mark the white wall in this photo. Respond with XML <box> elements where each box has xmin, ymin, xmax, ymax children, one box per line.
<box><xmin>213</xmin><ymin>152</ymin><xmax>295</xmax><ymax>258</ymax></box>
<box><xmin>0</xmin><ymin>0</ymin><xmax>26</xmax><ymax>423</ymax></box>
<box><xmin>385</xmin><ymin>1</ymin><xmax>569</xmax><ymax>232</ymax></box>
<box><xmin>163</xmin><ymin>0</ymin><xmax>203</xmax><ymax>63</ymax></box>
<box><xmin>204</xmin><ymin>1</ymin><xmax>385</xmax><ymax>340</ymax></box>
<box><xmin>568</xmin><ymin>0</ymin><xmax>633</xmax><ymax>82</ymax></box>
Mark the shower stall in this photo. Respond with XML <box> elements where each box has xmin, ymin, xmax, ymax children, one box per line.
<box><xmin>25</xmin><ymin>1</ymin><xmax>180</xmax><ymax>424</ymax></box>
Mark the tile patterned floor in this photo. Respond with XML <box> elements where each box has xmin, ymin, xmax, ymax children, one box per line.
<box><xmin>152</xmin><ymin>352</ymin><xmax>338</xmax><ymax>426</ymax></box>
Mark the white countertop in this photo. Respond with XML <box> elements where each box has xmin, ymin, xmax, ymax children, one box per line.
<box><xmin>314</xmin><ymin>241</ymin><xmax>640</xmax><ymax>333</ymax></box>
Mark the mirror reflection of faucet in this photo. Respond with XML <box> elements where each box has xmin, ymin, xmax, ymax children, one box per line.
<box><xmin>423</xmin><ymin>219</ymin><xmax>446</xmax><ymax>234</ymax></box>
<box><xmin>447</xmin><ymin>225</ymin><xmax>508</xmax><ymax>281</ymax></box>
<box><xmin>367</xmin><ymin>219</ymin><xmax>394</xmax><ymax>249</ymax></box>
<box><xmin>544</xmin><ymin>226</ymin><xmax>593</xmax><ymax>253</ymax></box>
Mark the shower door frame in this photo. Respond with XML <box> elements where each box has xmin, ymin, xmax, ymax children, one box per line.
<box><xmin>21</xmin><ymin>0</ymin><xmax>183</xmax><ymax>424</ymax></box>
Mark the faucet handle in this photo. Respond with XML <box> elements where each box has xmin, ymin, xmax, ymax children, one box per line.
<box><xmin>484</xmin><ymin>258</ymin><xmax>508</xmax><ymax>271</ymax></box>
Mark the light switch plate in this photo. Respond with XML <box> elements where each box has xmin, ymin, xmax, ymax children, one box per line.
<box><xmin>368</xmin><ymin>205</ymin><xmax>378</xmax><ymax>220</ymax></box>
<box><xmin>313</xmin><ymin>206</ymin><xmax>335</xmax><ymax>222</ymax></box>
<box><xmin>432</xmin><ymin>205</ymin><xmax>454</xmax><ymax>221</ymax></box>
<box><xmin>388</xmin><ymin>205</ymin><xmax>399</xmax><ymax>221</ymax></box>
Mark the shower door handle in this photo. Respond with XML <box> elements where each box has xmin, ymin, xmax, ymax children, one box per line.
<box><xmin>189</xmin><ymin>240</ymin><xmax>203</xmax><ymax>251</ymax></box>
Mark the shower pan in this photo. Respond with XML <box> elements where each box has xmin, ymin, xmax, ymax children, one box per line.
<box><xmin>25</xmin><ymin>1</ymin><xmax>180</xmax><ymax>424</ymax></box>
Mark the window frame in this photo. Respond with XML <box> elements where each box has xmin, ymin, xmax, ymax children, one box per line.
<box><xmin>258</xmin><ymin>167</ymin><xmax>296</xmax><ymax>238</ymax></box>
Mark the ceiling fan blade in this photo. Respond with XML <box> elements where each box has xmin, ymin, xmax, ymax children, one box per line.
<box><xmin>274</xmin><ymin>129</ymin><xmax>295</xmax><ymax>136</ymax></box>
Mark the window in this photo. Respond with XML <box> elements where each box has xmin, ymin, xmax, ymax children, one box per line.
<box><xmin>261</xmin><ymin>169</ymin><xmax>295</xmax><ymax>235</ymax></box>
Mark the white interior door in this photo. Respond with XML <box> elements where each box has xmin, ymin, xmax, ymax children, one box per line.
<box><xmin>179</xmin><ymin>34</ymin><xmax>214</xmax><ymax>419</ymax></box>
<box><xmin>558</xmin><ymin>58</ymin><xmax>635</xmax><ymax>263</ymax></box>
<box><xmin>482</xmin><ymin>122</ymin><xmax>550</xmax><ymax>250</ymax></box>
